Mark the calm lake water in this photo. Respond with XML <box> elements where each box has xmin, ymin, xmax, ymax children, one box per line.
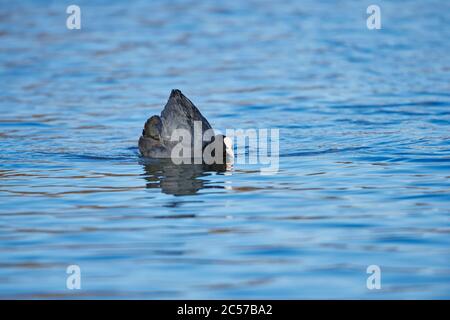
<box><xmin>1</xmin><ymin>0</ymin><xmax>449</xmax><ymax>299</ymax></box>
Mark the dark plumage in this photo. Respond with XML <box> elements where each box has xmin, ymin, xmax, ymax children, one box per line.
<box><xmin>139</xmin><ymin>89</ymin><xmax>233</xmax><ymax>163</ymax></box>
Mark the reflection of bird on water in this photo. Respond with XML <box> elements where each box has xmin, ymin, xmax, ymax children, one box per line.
<box><xmin>141</xmin><ymin>158</ymin><xmax>228</xmax><ymax>196</ymax></box>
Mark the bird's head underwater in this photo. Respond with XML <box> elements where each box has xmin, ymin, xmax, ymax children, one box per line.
<box><xmin>139</xmin><ymin>89</ymin><xmax>234</xmax><ymax>165</ymax></box>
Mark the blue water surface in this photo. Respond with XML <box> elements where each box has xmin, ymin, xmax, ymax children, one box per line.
<box><xmin>0</xmin><ymin>0</ymin><xmax>449</xmax><ymax>298</ymax></box>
